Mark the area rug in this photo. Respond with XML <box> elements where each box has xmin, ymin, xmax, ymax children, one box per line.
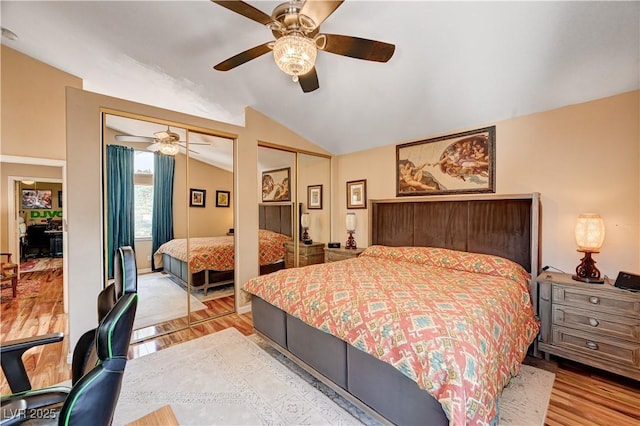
<box><xmin>113</xmin><ymin>327</ymin><xmax>555</xmax><ymax>426</ymax></box>
<box><xmin>169</xmin><ymin>275</ymin><xmax>234</xmax><ymax>303</ymax></box>
<box><xmin>134</xmin><ymin>273</ymin><xmax>207</xmax><ymax>330</ymax></box>
<box><xmin>20</xmin><ymin>257</ymin><xmax>63</xmax><ymax>272</ymax></box>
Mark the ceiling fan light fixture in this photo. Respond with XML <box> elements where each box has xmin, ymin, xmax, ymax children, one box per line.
<box><xmin>273</xmin><ymin>34</ymin><xmax>317</xmax><ymax>81</ymax></box>
<box><xmin>158</xmin><ymin>142</ymin><xmax>180</xmax><ymax>156</ymax></box>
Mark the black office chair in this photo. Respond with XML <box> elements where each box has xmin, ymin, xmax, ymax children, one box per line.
<box><xmin>0</xmin><ymin>246</ymin><xmax>139</xmax><ymax>426</ymax></box>
<box><xmin>0</xmin><ymin>289</ymin><xmax>138</xmax><ymax>426</ymax></box>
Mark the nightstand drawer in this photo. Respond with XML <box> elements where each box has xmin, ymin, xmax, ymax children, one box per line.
<box><xmin>553</xmin><ymin>285</ymin><xmax>640</xmax><ymax>317</ymax></box>
<box><xmin>552</xmin><ymin>326</ymin><xmax>640</xmax><ymax>368</ymax></box>
<box><xmin>552</xmin><ymin>305</ymin><xmax>640</xmax><ymax>342</ymax></box>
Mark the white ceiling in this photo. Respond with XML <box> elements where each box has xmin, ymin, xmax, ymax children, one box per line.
<box><xmin>2</xmin><ymin>1</ymin><xmax>638</xmax><ymax>156</ymax></box>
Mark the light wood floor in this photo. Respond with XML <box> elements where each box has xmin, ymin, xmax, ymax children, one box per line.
<box><xmin>1</xmin><ymin>270</ymin><xmax>639</xmax><ymax>425</ymax></box>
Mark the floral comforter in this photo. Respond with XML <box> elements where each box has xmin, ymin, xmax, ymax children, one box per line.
<box><xmin>153</xmin><ymin>229</ymin><xmax>290</xmax><ymax>273</ymax></box>
<box><xmin>243</xmin><ymin>245</ymin><xmax>539</xmax><ymax>425</ymax></box>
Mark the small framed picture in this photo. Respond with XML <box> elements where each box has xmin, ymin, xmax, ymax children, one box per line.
<box><xmin>307</xmin><ymin>185</ymin><xmax>323</xmax><ymax>209</ymax></box>
<box><xmin>189</xmin><ymin>188</ymin><xmax>206</xmax><ymax>207</ymax></box>
<box><xmin>216</xmin><ymin>190</ymin><xmax>230</xmax><ymax>207</ymax></box>
<box><xmin>58</xmin><ymin>191</ymin><xmax>63</xmax><ymax>208</ymax></box>
<box><xmin>346</xmin><ymin>179</ymin><xmax>367</xmax><ymax>209</ymax></box>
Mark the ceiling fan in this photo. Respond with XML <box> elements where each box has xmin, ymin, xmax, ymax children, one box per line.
<box><xmin>115</xmin><ymin>127</ymin><xmax>208</xmax><ymax>155</ymax></box>
<box><xmin>212</xmin><ymin>0</ymin><xmax>395</xmax><ymax>93</ymax></box>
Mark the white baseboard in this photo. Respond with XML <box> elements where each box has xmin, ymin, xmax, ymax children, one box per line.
<box><xmin>237</xmin><ymin>304</ymin><xmax>252</xmax><ymax>315</ymax></box>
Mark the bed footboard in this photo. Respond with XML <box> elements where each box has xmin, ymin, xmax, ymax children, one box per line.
<box><xmin>251</xmin><ymin>296</ymin><xmax>448</xmax><ymax>426</ymax></box>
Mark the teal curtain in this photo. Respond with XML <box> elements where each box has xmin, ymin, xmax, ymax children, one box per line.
<box><xmin>107</xmin><ymin>145</ymin><xmax>135</xmax><ymax>278</ymax></box>
<box><xmin>151</xmin><ymin>152</ymin><xmax>175</xmax><ymax>271</ymax></box>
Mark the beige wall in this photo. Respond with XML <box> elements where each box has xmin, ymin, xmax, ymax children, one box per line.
<box><xmin>1</xmin><ymin>46</ymin><xmax>82</xmax><ymax>159</ymax></box>
<box><xmin>1</xmin><ymin>46</ymin><xmax>80</xmax><ymax>255</ymax></box>
<box><xmin>334</xmin><ymin>91</ymin><xmax>640</xmax><ymax>278</ymax></box>
<box><xmin>66</xmin><ymin>88</ymin><xmax>328</xmax><ymax>351</ymax></box>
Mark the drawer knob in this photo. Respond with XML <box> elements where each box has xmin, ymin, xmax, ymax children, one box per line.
<box><xmin>586</xmin><ymin>341</ymin><xmax>599</xmax><ymax>350</ymax></box>
<box><xmin>588</xmin><ymin>318</ymin><xmax>600</xmax><ymax>327</ymax></box>
<box><xmin>588</xmin><ymin>296</ymin><xmax>600</xmax><ymax>304</ymax></box>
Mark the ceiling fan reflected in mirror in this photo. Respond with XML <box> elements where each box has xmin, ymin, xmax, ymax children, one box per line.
<box><xmin>115</xmin><ymin>126</ymin><xmax>209</xmax><ymax>155</ymax></box>
<box><xmin>212</xmin><ymin>0</ymin><xmax>395</xmax><ymax>93</ymax></box>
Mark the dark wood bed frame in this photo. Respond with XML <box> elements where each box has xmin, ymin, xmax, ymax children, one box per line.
<box><xmin>251</xmin><ymin>193</ymin><xmax>541</xmax><ymax>425</ymax></box>
<box><xmin>162</xmin><ymin>204</ymin><xmax>292</xmax><ymax>294</ymax></box>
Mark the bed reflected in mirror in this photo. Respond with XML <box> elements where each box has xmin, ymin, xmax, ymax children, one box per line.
<box><xmin>186</xmin><ymin>130</ymin><xmax>235</xmax><ymax>324</ymax></box>
<box><xmin>103</xmin><ymin>112</ymin><xmax>235</xmax><ymax>342</ymax></box>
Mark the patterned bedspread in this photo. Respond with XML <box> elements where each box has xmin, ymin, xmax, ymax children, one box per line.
<box><xmin>243</xmin><ymin>246</ymin><xmax>539</xmax><ymax>425</ymax></box>
<box><xmin>153</xmin><ymin>230</ymin><xmax>290</xmax><ymax>273</ymax></box>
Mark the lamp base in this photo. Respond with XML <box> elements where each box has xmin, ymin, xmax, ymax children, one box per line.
<box><xmin>572</xmin><ymin>250</ymin><xmax>604</xmax><ymax>284</ymax></box>
<box><xmin>346</xmin><ymin>232</ymin><xmax>357</xmax><ymax>250</ymax></box>
<box><xmin>572</xmin><ymin>275</ymin><xmax>604</xmax><ymax>284</ymax></box>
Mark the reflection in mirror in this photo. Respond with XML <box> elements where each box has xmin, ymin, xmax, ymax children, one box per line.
<box><xmin>257</xmin><ymin>146</ymin><xmax>295</xmax><ymax>269</ymax></box>
<box><xmin>103</xmin><ymin>113</ymin><xmax>234</xmax><ymax>342</ymax></box>
<box><xmin>297</xmin><ymin>153</ymin><xmax>331</xmax><ymax>249</ymax></box>
<box><xmin>186</xmin><ymin>130</ymin><xmax>235</xmax><ymax>324</ymax></box>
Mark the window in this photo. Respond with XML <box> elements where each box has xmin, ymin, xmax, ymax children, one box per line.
<box><xmin>134</xmin><ymin>151</ymin><xmax>154</xmax><ymax>239</ymax></box>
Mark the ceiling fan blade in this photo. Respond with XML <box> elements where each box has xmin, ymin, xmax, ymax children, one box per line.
<box><xmin>115</xmin><ymin>135</ymin><xmax>156</xmax><ymax>143</ymax></box>
<box><xmin>178</xmin><ymin>142</ymin><xmax>208</xmax><ymax>147</ymax></box>
<box><xmin>214</xmin><ymin>42</ymin><xmax>272</xmax><ymax>71</ymax></box>
<box><xmin>298</xmin><ymin>67</ymin><xmax>319</xmax><ymax>93</ymax></box>
<box><xmin>210</xmin><ymin>0</ymin><xmax>274</xmax><ymax>26</ymax></box>
<box><xmin>146</xmin><ymin>143</ymin><xmax>161</xmax><ymax>152</ymax></box>
<box><xmin>153</xmin><ymin>130</ymin><xmax>171</xmax><ymax>140</ymax></box>
<box><xmin>300</xmin><ymin>0</ymin><xmax>344</xmax><ymax>29</ymax></box>
<box><xmin>322</xmin><ymin>34</ymin><xmax>395</xmax><ymax>62</ymax></box>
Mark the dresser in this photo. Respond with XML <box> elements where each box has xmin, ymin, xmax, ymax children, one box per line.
<box><xmin>324</xmin><ymin>247</ymin><xmax>366</xmax><ymax>263</ymax></box>
<box><xmin>284</xmin><ymin>241</ymin><xmax>325</xmax><ymax>268</ymax></box>
<box><xmin>537</xmin><ymin>272</ymin><xmax>640</xmax><ymax>380</ymax></box>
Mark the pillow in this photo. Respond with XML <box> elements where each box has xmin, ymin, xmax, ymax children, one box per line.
<box><xmin>361</xmin><ymin>245</ymin><xmax>530</xmax><ymax>284</ymax></box>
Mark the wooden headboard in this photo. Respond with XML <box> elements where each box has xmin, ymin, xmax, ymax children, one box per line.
<box><xmin>370</xmin><ymin>193</ymin><xmax>540</xmax><ymax>274</ymax></box>
<box><xmin>259</xmin><ymin>204</ymin><xmax>293</xmax><ymax>237</ymax></box>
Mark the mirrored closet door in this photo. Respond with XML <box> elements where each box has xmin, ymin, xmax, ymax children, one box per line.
<box><xmin>103</xmin><ymin>112</ymin><xmax>235</xmax><ymax>342</ymax></box>
<box><xmin>258</xmin><ymin>145</ymin><xmax>331</xmax><ymax>270</ymax></box>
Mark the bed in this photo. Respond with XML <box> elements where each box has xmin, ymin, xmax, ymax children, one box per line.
<box><xmin>243</xmin><ymin>193</ymin><xmax>541</xmax><ymax>425</ymax></box>
<box><xmin>155</xmin><ymin>204</ymin><xmax>292</xmax><ymax>295</ymax></box>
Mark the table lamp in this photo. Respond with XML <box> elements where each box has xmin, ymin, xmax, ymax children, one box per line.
<box><xmin>301</xmin><ymin>212</ymin><xmax>311</xmax><ymax>243</ymax></box>
<box><xmin>572</xmin><ymin>213</ymin><xmax>605</xmax><ymax>284</ymax></box>
<box><xmin>346</xmin><ymin>213</ymin><xmax>357</xmax><ymax>249</ymax></box>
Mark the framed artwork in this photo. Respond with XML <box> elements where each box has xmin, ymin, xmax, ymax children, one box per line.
<box><xmin>346</xmin><ymin>179</ymin><xmax>367</xmax><ymax>209</ymax></box>
<box><xmin>307</xmin><ymin>184</ymin><xmax>323</xmax><ymax>209</ymax></box>
<box><xmin>58</xmin><ymin>191</ymin><xmax>63</xmax><ymax>208</ymax></box>
<box><xmin>216</xmin><ymin>190</ymin><xmax>230</xmax><ymax>207</ymax></box>
<box><xmin>396</xmin><ymin>126</ymin><xmax>496</xmax><ymax>196</ymax></box>
<box><xmin>261</xmin><ymin>167</ymin><xmax>290</xmax><ymax>202</ymax></box>
<box><xmin>189</xmin><ymin>188</ymin><xmax>206</xmax><ymax>207</ymax></box>
<box><xmin>22</xmin><ymin>189</ymin><xmax>52</xmax><ymax>209</ymax></box>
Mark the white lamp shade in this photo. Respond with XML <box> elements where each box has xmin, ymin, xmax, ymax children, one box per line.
<box><xmin>574</xmin><ymin>213</ymin><xmax>605</xmax><ymax>251</ymax></box>
<box><xmin>159</xmin><ymin>142</ymin><xmax>180</xmax><ymax>155</ymax></box>
<box><xmin>346</xmin><ymin>213</ymin><xmax>356</xmax><ymax>232</ymax></box>
<box><xmin>300</xmin><ymin>213</ymin><xmax>310</xmax><ymax>228</ymax></box>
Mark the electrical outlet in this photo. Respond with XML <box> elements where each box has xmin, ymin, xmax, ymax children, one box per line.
<box><xmin>147</xmin><ymin>256</ymin><xmax>151</xmax><ymax>261</ymax></box>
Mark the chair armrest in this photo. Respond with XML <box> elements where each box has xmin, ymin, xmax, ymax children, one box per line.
<box><xmin>1</xmin><ymin>332</ymin><xmax>64</xmax><ymax>393</ymax></box>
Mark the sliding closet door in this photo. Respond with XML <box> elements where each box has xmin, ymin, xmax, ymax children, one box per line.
<box><xmin>187</xmin><ymin>131</ymin><xmax>235</xmax><ymax>323</ymax></box>
<box><xmin>103</xmin><ymin>113</ymin><xmax>188</xmax><ymax>341</ymax></box>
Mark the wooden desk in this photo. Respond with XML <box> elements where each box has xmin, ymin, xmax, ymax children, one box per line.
<box><xmin>126</xmin><ymin>405</ymin><xmax>179</xmax><ymax>426</ymax></box>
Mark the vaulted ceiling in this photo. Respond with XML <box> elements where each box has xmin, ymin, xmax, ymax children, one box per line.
<box><xmin>2</xmin><ymin>1</ymin><xmax>638</xmax><ymax>155</ymax></box>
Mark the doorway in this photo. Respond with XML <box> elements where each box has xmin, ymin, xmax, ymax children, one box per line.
<box><xmin>2</xmin><ymin>155</ymin><xmax>68</xmax><ymax>312</ymax></box>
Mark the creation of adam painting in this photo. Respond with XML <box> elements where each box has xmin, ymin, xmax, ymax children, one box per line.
<box><xmin>396</xmin><ymin>126</ymin><xmax>495</xmax><ymax>196</ymax></box>
<box><xmin>262</xmin><ymin>167</ymin><xmax>291</xmax><ymax>202</ymax></box>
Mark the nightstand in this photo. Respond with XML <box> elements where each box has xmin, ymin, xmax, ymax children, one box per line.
<box><xmin>284</xmin><ymin>241</ymin><xmax>325</xmax><ymax>268</ymax></box>
<box><xmin>324</xmin><ymin>247</ymin><xmax>366</xmax><ymax>263</ymax></box>
<box><xmin>537</xmin><ymin>272</ymin><xmax>640</xmax><ymax>380</ymax></box>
